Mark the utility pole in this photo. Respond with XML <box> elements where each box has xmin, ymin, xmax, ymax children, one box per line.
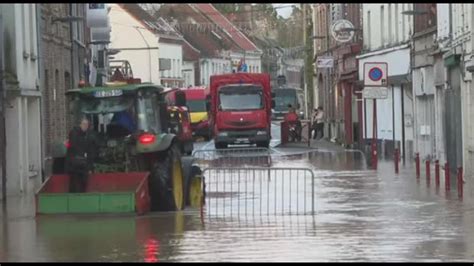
<box><xmin>0</xmin><ymin>16</ymin><xmax>6</xmax><ymax>202</ymax></box>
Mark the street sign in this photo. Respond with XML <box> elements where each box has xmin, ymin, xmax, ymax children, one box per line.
<box><xmin>316</xmin><ymin>56</ymin><xmax>334</xmax><ymax>68</ymax></box>
<box><xmin>331</xmin><ymin>19</ymin><xmax>355</xmax><ymax>43</ymax></box>
<box><xmin>364</xmin><ymin>62</ymin><xmax>388</xmax><ymax>87</ymax></box>
<box><xmin>362</xmin><ymin>87</ymin><xmax>389</xmax><ymax>99</ymax></box>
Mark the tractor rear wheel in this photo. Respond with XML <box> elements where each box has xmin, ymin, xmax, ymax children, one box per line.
<box><xmin>150</xmin><ymin>144</ymin><xmax>185</xmax><ymax>211</ymax></box>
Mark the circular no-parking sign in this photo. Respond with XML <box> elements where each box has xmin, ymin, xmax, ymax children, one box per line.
<box><xmin>364</xmin><ymin>62</ymin><xmax>388</xmax><ymax>87</ymax></box>
<box><xmin>368</xmin><ymin>67</ymin><xmax>383</xmax><ymax>82</ymax></box>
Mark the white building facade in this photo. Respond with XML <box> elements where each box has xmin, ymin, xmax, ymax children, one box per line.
<box><xmin>109</xmin><ymin>4</ymin><xmax>160</xmax><ymax>84</ymax></box>
<box><xmin>1</xmin><ymin>4</ymin><xmax>43</xmax><ymax>196</ymax></box>
<box><xmin>159</xmin><ymin>41</ymin><xmax>183</xmax><ymax>87</ymax></box>
<box><xmin>435</xmin><ymin>4</ymin><xmax>474</xmax><ymax>186</ymax></box>
<box><xmin>358</xmin><ymin>4</ymin><xmax>415</xmax><ymax>161</ymax></box>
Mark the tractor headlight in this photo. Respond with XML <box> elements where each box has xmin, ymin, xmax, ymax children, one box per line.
<box><xmin>257</xmin><ymin>131</ymin><xmax>267</xmax><ymax>136</ymax></box>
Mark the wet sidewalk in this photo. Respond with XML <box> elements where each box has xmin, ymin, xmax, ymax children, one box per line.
<box><xmin>277</xmin><ymin>137</ymin><xmax>346</xmax><ymax>152</ymax></box>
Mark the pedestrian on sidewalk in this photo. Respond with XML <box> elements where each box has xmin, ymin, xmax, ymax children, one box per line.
<box><xmin>311</xmin><ymin>108</ymin><xmax>318</xmax><ymax>139</ymax></box>
<box><xmin>66</xmin><ymin>117</ymin><xmax>95</xmax><ymax>193</ymax></box>
<box><xmin>314</xmin><ymin>106</ymin><xmax>324</xmax><ymax>140</ymax></box>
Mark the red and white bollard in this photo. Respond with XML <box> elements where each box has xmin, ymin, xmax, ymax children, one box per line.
<box><xmin>445</xmin><ymin>163</ymin><xmax>450</xmax><ymax>192</ymax></box>
<box><xmin>435</xmin><ymin>160</ymin><xmax>440</xmax><ymax>188</ymax></box>
<box><xmin>394</xmin><ymin>148</ymin><xmax>399</xmax><ymax>174</ymax></box>
<box><xmin>426</xmin><ymin>159</ymin><xmax>431</xmax><ymax>185</ymax></box>
<box><xmin>457</xmin><ymin>167</ymin><xmax>463</xmax><ymax>199</ymax></box>
<box><xmin>415</xmin><ymin>153</ymin><xmax>420</xmax><ymax>179</ymax></box>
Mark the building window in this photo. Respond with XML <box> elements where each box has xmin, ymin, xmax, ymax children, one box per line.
<box><xmin>98</xmin><ymin>50</ymin><xmax>105</xmax><ymax>68</ymax></box>
<box><xmin>381</xmin><ymin>5</ymin><xmax>385</xmax><ymax>47</ymax></box>
<box><xmin>54</xmin><ymin>69</ymin><xmax>59</xmax><ymax>101</ymax></box>
<box><xmin>65</xmin><ymin>72</ymin><xmax>71</xmax><ymax>91</ymax></box>
<box><xmin>388</xmin><ymin>4</ymin><xmax>392</xmax><ymax>44</ymax></box>
<box><xmin>402</xmin><ymin>4</ymin><xmax>406</xmax><ymax>41</ymax></box>
<box><xmin>29</xmin><ymin>4</ymin><xmax>35</xmax><ymax>55</ymax></box>
<box><xmin>367</xmin><ymin>10</ymin><xmax>371</xmax><ymax>49</ymax></box>
<box><xmin>395</xmin><ymin>4</ymin><xmax>399</xmax><ymax>44</ymax></box>
<box><xmin>89</xmin><ymin>4</ymin><xmax>105</xmax><ymax>9</ymax></box>
<box><xmin>22</xmin><ymin>5</ymin><xmax>27</xmax><ymax>55</ymax></box>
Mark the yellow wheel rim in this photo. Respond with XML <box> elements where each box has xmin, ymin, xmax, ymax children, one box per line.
<box><xmin>172</xmin><ymin>160</ymin><xmax>184</xmax><ymax>210</ymax></box>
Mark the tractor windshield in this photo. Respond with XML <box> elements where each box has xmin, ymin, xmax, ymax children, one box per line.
<box><xmin>70</xmin><ymin>95</ymin><xmax>138</xmax><ymax>139</ymax></box>
<box><xmin>80</xmin><ymin>97</ymin><xmax>134</xmax><ymax>114</ymax></box>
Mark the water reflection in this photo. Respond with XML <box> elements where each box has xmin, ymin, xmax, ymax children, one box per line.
<box><xmin>143</xmin><ymin>238</ymin><xmax>159</xmax><ymax>263</ymax></box>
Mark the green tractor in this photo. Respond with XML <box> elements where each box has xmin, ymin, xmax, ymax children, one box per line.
<box><xmin>50</xmin><ymin>81</ymin><xmax>202</xmax><ymax>212</ymax></box>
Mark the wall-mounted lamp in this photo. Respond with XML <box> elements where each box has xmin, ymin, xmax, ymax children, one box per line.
<box><xmin>401</xmin><ymin>10</ymin><xmax>428</xmax><ymax>16</ymax></box>
<box><xmin>52</xmin><ymin>16</ymin><xmax>84</xmax><ymax>24</ymax></box>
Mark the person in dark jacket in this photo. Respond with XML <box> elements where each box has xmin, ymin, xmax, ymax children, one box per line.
<box><xmin>66</xmin><ymin>117</ymin><xmax>96</xmax><ymax>193</ymax></box>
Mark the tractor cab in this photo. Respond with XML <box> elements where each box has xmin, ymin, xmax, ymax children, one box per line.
<box><xmin>65</xmin><ymin>80</ymin><xmax>169</xmax><ymax>173</ymax></box>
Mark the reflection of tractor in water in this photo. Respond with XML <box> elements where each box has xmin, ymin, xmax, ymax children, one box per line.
<box><xmin>48</xmin><ymin>79</ymin><xmax>202</xmax><ymax>212</ymax></box>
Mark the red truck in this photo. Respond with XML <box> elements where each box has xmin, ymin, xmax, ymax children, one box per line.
<box><xmin>180</xmin><ymin>87</ymin><xmax>211</xmax><ymax>140</ymax></box>
<box><xmin>207</xmin><ymin>73</ymin><xmax>274</xmax><ymax>149</ymax></box>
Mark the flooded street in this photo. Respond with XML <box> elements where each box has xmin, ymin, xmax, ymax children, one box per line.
<box><xmin>1</xmin><ymin>139</ymin><xmax>474</xmax><ymax>262</ymax></box>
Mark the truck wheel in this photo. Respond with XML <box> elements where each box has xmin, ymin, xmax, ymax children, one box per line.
<box><xmin>257</xmin><ymin>141</ymin><xmax>270</xmax><ymax>148</ymax></box>
<box><xmin>181</xmin><ymin>156</ymin><xmax>196</xmax><ymax>206</ymax></box>
<box><xmin>215</xmin><ymin>142</ymin><xmax>227</xmax><ymax>149</ymax></box>
<box><xmin>150</xmin><ymin>144</ymin><xmax>185</xmax><ymax>211</ymax></box>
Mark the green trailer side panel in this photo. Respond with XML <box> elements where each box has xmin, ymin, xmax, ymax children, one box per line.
<box><xmin>39</xmin><ymin>194</ymin><xmax>69</xmax><ymax>213</ymax></box>
<box><xmin>68</xmin><ymin>194</ymin><xmax>101</xmax><ymax>213</ymax></box>
<box><xmin>38</xmin><ymin>193</ymin><xmax>136</xmax><ymax>214</ymax></box>
<box><xmin>100</xmin><ymin>193</ymin><xmax>135</xmax><ymax>213</ymax></box>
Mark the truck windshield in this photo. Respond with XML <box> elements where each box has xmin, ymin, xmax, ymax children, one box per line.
<box><xmin>274</xmin><ymin>89</ymin><xmax>297</xmax><ymax>111</ymax></box>
<box><xmin>218</xmin><ymin>85</ymin><xmax>263</xmax><ymax>111</ymax></box>
<box><xmin>187</xmin><ymin>99</ymin><xmax>207</xmax><ymax>112</ymax></box>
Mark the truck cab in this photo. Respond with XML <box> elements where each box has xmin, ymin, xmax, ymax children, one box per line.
<box><xmin>272</xmin><ymin>87</ymin><xmax>305</xmax><ymax>120</ymax></box>
<box><xmin>208</xmin><ymin>73</ymin><xmax>274</xmax><ymax>149</ymax></box>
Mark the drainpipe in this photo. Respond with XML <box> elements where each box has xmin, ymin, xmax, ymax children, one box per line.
<box><xmin>0</xmin><ymin>16</ymin><xmax>6</xmax><ymax>202</ymax></box>
<box><xmin>401</xmin><ymin>84</ymin><xmax>406</xmax><ymax>164</ymax></box>
<box><xmin>70</xmin><ymin>4</ymin><xmax>75</xmax><ymax>89</ymax></box>
<box><xmin>37</xmin><ymin>4</ymin><xmax>46</xmax><ymax>183</ymax></box>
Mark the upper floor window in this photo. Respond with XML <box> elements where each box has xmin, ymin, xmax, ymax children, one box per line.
<box><xmin>89</xmin><ymin>4</ymin><xmax>105</xmax><ymax>9</ymax></box>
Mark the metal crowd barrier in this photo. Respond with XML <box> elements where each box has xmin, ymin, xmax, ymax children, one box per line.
<box><xmin>201</xmin><ymin>167</ymin><xmax>316</xmax><ymax>219</ymax></box>
<box><xmin>192</xmin><ymin>147</ymin><xmax>273</xmax><ymax>168</ymax></box>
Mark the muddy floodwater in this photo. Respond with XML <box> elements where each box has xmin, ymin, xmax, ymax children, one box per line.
<box><xmin>1</xmin><ymin>148</ymin><xmax>474</xmax><ymax>262</ymax></box>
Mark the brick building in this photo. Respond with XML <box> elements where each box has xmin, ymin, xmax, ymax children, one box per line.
<box><xmin>313</xmin><ymin>4</ymin><xmax>362</xmax><ymax>147</ymax></box>
<box><xmin>39</xmin><ymin>4</ymin><xmax>90</xmax><ymax>175</ymax></box>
